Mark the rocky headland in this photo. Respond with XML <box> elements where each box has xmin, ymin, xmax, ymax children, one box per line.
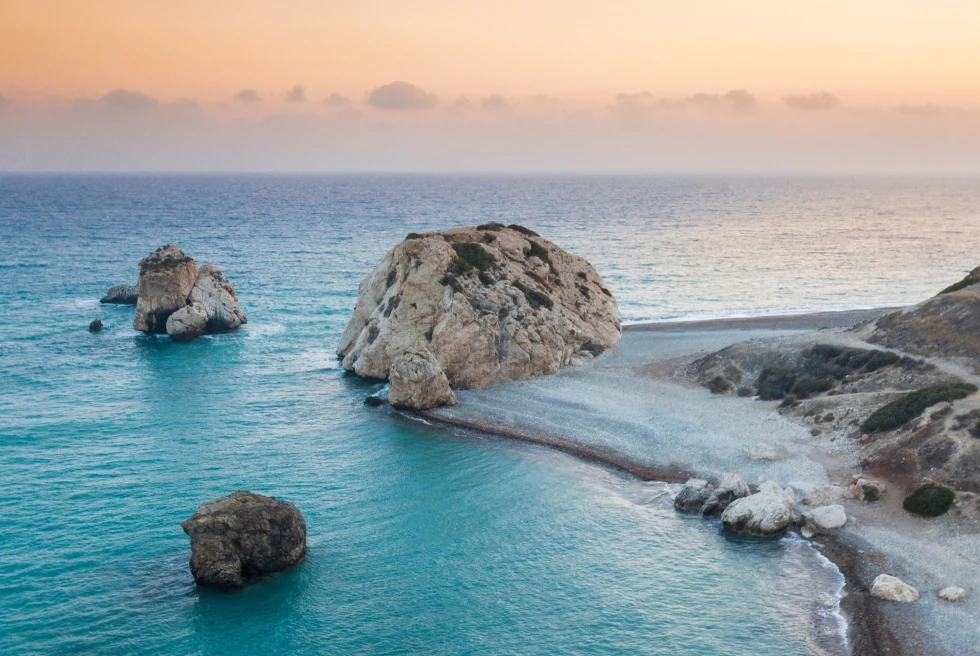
<box><xmin>338</xmin><ymin>224</ymin><xmax>621</xmax><ymax>409</ymax></box>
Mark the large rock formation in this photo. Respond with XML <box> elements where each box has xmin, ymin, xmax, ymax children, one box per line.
<box><xmin>721</xmin><ymin>481</ymin><xmax>797</xmax><ymax>535</ymax></box>
<box><xmin>337</xmin><ymin>225</ymin><xmax>621</xmax><ymax>409</ymax></box>
<box><xmin>132</xmin><ymin>245</ymin><xmax>246</xmax><ymax>341</ymax></box>
<box><xmin>100</xmin><ymin>284</ymin><xmax>138</xmax><ymax>305</ymax></box>
<box><xmin>180</xmin><ymin>491</ymin><xmax>306</xmax><ymax>589</ymax></box>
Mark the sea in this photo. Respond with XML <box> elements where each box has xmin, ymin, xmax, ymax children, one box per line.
<box><xmin>1</xmin><ymin>174</ymin><xmax>978</xmax><ymax>655</ymax></box>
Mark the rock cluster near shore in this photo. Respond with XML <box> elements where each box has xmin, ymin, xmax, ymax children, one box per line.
<box><xmin>338</xmin><ymin>224</ymin><xmax>621</xmax><ymax>410</ymax></box>
<box><xmin>133</xmin><ymin>245</ymin><xmax>246</xmax><ymax>341</ymax></box>
<box><xmin>181</xmin><ymin>491</ymin><xmax>306</xmax><ymax>589</ymax></box>
<box><xmin>100</xmin><ymin>284</ymin><xmax>138</xmax><ymax>305</ymax></box>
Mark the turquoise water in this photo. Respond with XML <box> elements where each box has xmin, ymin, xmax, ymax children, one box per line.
<box><xmin>2</xmin><ymin>175</ymin><xmax>979</xmax><ymax>655</ymax></box>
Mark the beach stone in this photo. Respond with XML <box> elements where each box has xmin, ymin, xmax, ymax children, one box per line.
<box><xmin>871</xmin><ymin>574</ymin><xmax>919</xmax><ymax>603</ymax></box>
<box><xmin>721</xmin><ymin>481</ymin><xmax>797</xmax><ymax>535</ymax></box>
<box><xmin>801</xmin><ymin>524</ymin><xmax>816</xmax><ymax>539</ymax></box>
<box><xmin>88</xmin><ymin>319</ymin><xmax>103</xmax><ymax>332</ymax></box>
<box><xmin>674</xmin><ymin>478</ymin><xmax>713</xmax><ymax>512</ymax></box>
<box><xmin>166</xmin><ymin>302</ymin><xmax>208</xmax><ymax>342</ymax></box>
<box><xmin>804</xmin><ymin>484</ymin><xmax>850</xmax><ymax>506</ymax></box>
<box><xmin>337</xmin><ymin>225</ymin><xmax>621</xmax><ymax>395</ymax></box>
<box><xmin>180</xmin><ymin>490</ymin><xmax>306</xmax><ymax>589</ymax></box>
<box><xmin>749</xmin><ymin>443</ymin><xmax>784</xmax><ymax>461</ymax></box>
<box><xmin>188</xmin><ymin>264</ymin><xmax>247</xmax><ymax>333</ymax></box>
<box><xmin>387</xmin><ymin>349</ymin><xmax>457</xmax><ymax>410</ymax></box>
<box><xmin>804</xmin><ymin>504</ymin><xmax>847</xmax><ymax>533</ymax></box>
<box><xmin>849</xmin><ymin>477</ymin><xmax>885</xmax><ymax>502</ymax></box>
<box><xmin>133</xmin><ymin>245</ymin><xmax>199</xmax><ymax>334</ymax></box>
<box><xmin>937</xmin><ymin>586</ymin><xmax>967</xmax><ymax>602</ymax></box>
<box><xmin>100</xmin><ymin>283</ymin><xmax>138</xmax><ymax>305</ymax></box>
<box><xmin>701</xmin><ymin>472</ymin><xmax>751</xmax><ymax>515</ymax></box>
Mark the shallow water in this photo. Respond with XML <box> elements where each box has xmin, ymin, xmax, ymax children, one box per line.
<box><xmin>2</xmin><ymin>174</ymin><xmax>979</xmax><ymax>654</ymax></box>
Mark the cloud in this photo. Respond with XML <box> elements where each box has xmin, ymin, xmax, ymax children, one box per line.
<box><xmin>784</xmin><ymin>91</ymin><xmax>840</xmax><ymax>111</ymax></box>
<box><xmin>284</xmin><ymin>85</ymin><xmax>306</xmax><ymax>103</ymax></box>
<box><xmin>366</xmin><ymin>81</ymin><xmax>437</xmax><ymax>109</ymax></box>
<box><xmin>528</xmin><ymin>94</ymin><xmax>559</xmax><ymax>107</ymax></box>
<box><xmin>99</xmin><ymin>89</ymin><xmax>159</xmax><ymax>110</ymax></box>
<box><xmin>481</xmin><ymin>94</ymin><xmax>511</xmax><ymax>112</ymax></box>
<box><xmin>323</xmin><ymin>92</ymin><xmax>350</xmax><ymax>107</ymax></box>
<box><xmin>666</xmin><ymin>89</ymin><xmax>756</xmax><ymax>112</ymax></box>
<box><xmin>234</xmin><ymin>89</ymin><xmax>262</xmax><ymax>103</ymax></box>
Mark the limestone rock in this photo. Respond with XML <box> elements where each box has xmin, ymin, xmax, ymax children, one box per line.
<box><xmin>180</xmin><ymin>491</ymin><xmax>306</xmax><ymax>589</ymax></box>
<box><xmin>804</xmin><ymin>504</ymin><xmax>847</xmax><ymax>533</ymax></box>
<box><xmin>188</xmin><ymin>264</ymin><xmax>247</xmax><ymax>332</ymax></box>
<box><xmin>100</xmin><ymin>284</ymin><xmax>138</xmax><ymax>305</ymax></box>
<box><xmin>674</xmin><ymin>478</ymin><xmax>713</xmax><ymax>512</ymax></box>
<box><xmin>337</xmin><ymin>226</ymin><xmax>621</xmax><ymax>394</ymax></box>
<box><xmin>701</xmin><ymin>472</ymin><xmax>751</xmax><ymax>515</ymax></box>
<box><xmin>88</xmin><ymin>319</ymin><xmax>103</xmax><ymax>332</ymax></box>
<box><xmin>166</xmin><ymin>302</ymin><xmax>208</xmax><ymax>342</ymax></box>
<box><xmin>134</xmin><ymin>245</ymin><xmax>199</xmax><ymax>334</ymax></box>
<box><xmin>388</xmin><ymin>349</ymin><xmax>458</xmax><ymax>410</ymax></box>
<box><xmin>804</xmin><ymin>484</ymin><xmax>850</xmax><ymax>506</ymax></box>
<box><xmin>870</xmin><ymin>574</ymin><xmax>919</xmax><ymax>603</ymax></box>
<box><xmin>749</xmin><ymin>443</ymin><xmax>784</xmax><ymax>461</ymax></box>
<box><xmin>721</xmin><ymin>481</ymin><xmax>797</xmax><ymax>535</ymax></box>
<box><xmin>937</xmin><ymin>586</ymin><xmax>967</xmax><ymax>602</ymax></box>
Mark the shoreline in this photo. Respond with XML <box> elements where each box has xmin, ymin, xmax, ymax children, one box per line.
<box><xmin>623</xmin><ymin>306</ymin><xmax>904</xmax><ymax>333</ymax></box>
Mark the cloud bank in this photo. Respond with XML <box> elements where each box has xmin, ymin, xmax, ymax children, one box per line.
<box><xmin>367</xmin><ymin>81</ymin><xmax>437</xmax><ymax>109</ymax></box>
<box><xmin>234</xmin><ymin>89</ymin><xmax>262</xmax><ymax>103</ymax></box>
<box><xmin>784</xmin><ymin>91</ymin><xmax>840</xmax><ymax>111</ymax></box>
<box><xmin>284</xmin><ymin>85</ymin><xmax>306</xmax><ymax>103</ymax></box>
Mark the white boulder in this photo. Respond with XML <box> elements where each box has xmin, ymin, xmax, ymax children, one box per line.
<box><xmin>721</xmin><ymin>481</ymin><xmax>797</xmax><ymax>535</ymax></box>
<box><xmin>938</xmin><ymin>586</ymin><xmax>967</xmax><ymax>602</ymax></box>
<box><xmin>871</xmin><ymin>574</ymin><xmax>919</xmax><ymax>603</ymax></box>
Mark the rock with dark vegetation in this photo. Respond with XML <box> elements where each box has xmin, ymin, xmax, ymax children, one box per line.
<box><xmin>860</xmin><ymin>383</ymin><xmax>978</xmax><ymax>434</ymax></box>
<box><xmin>903</xmin><ymin>483</ymin><xmax>956</xmax><ymax>517</ymax></box>
<box><xmin>180</xmin><ymin>491</ymin><xmax>306</xmax><ymax>589</ymax></box>
<box><xmin>100</xmin><ymin>284</ymin><xmax>138</xmax><ymax>305</ymax></box>
<box><xmin>88</xmin><ymin>319</ymin><xmax>103</xmax><ymax>332</ymax></box>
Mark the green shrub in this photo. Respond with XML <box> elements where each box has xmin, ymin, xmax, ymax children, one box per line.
<box><xmin>970</xmin><ymin>421</ymin><xmax>980</xmax><ymax>439</ymax></box>
<box><xmin>478</xmin><ymin>271</ymin><xmax>496</xmax><ymax>286</ymax></box>
<box><xmin>757</xmin><ymin>368</ymin><xmax>798</xmax><ymax>400</ymax></box>
<box><xmin>449</xmin><ymin>256</ymin><xmax>473</xmax><ymax>274</ymax></box>
<box><xmin>383</xmin><ymin>295</ymin><xmax>400</xmax><ymax>317</ymax></box>
<box><xmin>863</xmin><ymin>351</ymin><xmax>901</xmax><ymax>372</ymax></box>
<box><xmin>939</xmin><ymin>268</ymin><xmax>980</xmax><ymax>295</ymax></box>
<box><xmin>481</xmin><ymin>233</ymin><xmax>496</xmax><ymax>244</ymax></box>
<box><xmin>790</xmin><ymin>376</ymin><xmax>835</xmax><ymax>398</ymax></box>
<box><xmin>440</xmin><ymin>274</ymin><xmax>464</xmax><ymax>294</ymax></box>
<box><xmin>577</xmin><ymin>271</ymin><xmax>588</xmax><ymax>281</ymax></box>
<box><xmin>903</xmin><ymin>484</ymin><xmax>956</xmax><ymax>517</ymax></box>
<box><xmin>527</xmin><ymin>271</ymin><xmax>549</xmax><ymax>288</ymax></box>
<box><xmin>577</xmin><ymin>284</ymin><xmax>590</xmax><ymax>298</ymax></box>
<box><xmin>524</xmin><ymin>240</ymin><xmax>552</xmax><ymax>265</ymax></box>
<box><xmin>600</xmin><ymin>287</ymin><xmax>612</xmax><ymax>297</ymax></box>
<box><xmin>512</xmin><ymin>280</ymin><xmax>554</xmax><ymax>310</ymax></box>
<box><xmin>477</xmin><ymin>221</ymin><xmax>505</xmax><ymax>231</ymax></box>
<box><xmin>860</xmin><ymin>382</ymin><xmax>978</xmax><ymax>433</ymax></box>
<box><xmin>452</xmin><ymin>242</ymin><xmax>495</xmax><ymax>272</ymax></box>
<box><xmin>707</xmin><ymin>376</ymin><xmax>733</xmax><ymax>394</ymax></box>
<box><xmin>508</xmin><ymin>224</ymin><xmax>539</xmax><ymax>237</ymax></box>
<box><xmin>405</xmin><ymin>232</ymin><xmax>423</xmax><ymax>240</ymax></box>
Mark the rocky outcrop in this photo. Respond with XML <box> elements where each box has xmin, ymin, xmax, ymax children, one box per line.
<box><xmin>871</xmin><ymin>574</ymin><xmax>919</xmax><ymax>603</ymax></box>
<box><xmin>701</xmin><ymin>472</ymin><xmax>751</xmax><ymax>515</ymax></box>
<box><xmin>134</xmin><ymin>246</ymin><xmax>199</xmax><ymax>334</ymax></box>
<box><xmin>132</xmin><ymin>245</ymin><xmax>246</xmax><ymax>340</ymax></box>
<box><xmin>100</xmin><ymin>284</ymin><xmax>138</xmax><ymax>305</ymax></box>
<box><xmin>188</xmin><ymin>265</ymin><xmax>247</xmax><ymax>333</ymax></box>
<box><xmin>721</xmin><ymin>481</ymin><xmax>797</xmax><ymax>535</ymax></box>
<box><xmin>180</xmin><ymin>491</ymin><xmax>306</xmax><ymax>589</ymax></box>
<box><xmin>388</xmin><ymin>349</ymin><xmax>458</xmax><ymax>410</ymax></box>
<box><xmin>166</xmin><ymin>302</ymin><xmax>208</xmax><ymax>342</ymax></box>
<box><xmin>674</xmin><ymin>478</ymin><xmax>713</xmax><ymax>512</ymax></box>
<box><xmin>337</xmin><ymin>225</ymin><xmax>620</xmax><ymax>409</ymax></box>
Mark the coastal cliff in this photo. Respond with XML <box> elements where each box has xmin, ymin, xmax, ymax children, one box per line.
<box><xmin>337</xmin><ymin>224</ymin><xmax>621</xmax><ymax>408</ymax></box>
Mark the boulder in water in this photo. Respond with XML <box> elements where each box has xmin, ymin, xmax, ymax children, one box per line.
<box><xmin>133</xmin><ymin>246</ymin><xmax>199</xmax><ymax>334</ymax></box>
<box><xmin>180</xmin><ymin>491</ymin><xmax>306</xmax><ymax>589</ymax></box>
<box><xmin>674</xmin><ymin>478</ymin><xmax>713</xmax><ymax>512</ymax></box>
<box><xmin>88</xmin><ymin>319</ymin><xmax>103</xmax><ymax>332</ymax></box>
<box><xmin>166</xmin><ymin>302</ymin><xmax>208</xmax><ymax>342</ymax></box>
<box><xmin>701</xmin><ymin>472</ymin><xmax>751</xmax><ymax>515</ymax></box>
<box><xmin>721</xmin><ymin>481</ymin><xmax>797</xmax><ymax>535</ymax></box>
<box><xmin>188</xmin><ymin>264</ymin><xmax>247</xmax><ymax>332</ymax></box>
<box><xmin>388</xmin><ymin>349</ymin><xmax>458</xmax><ymax>410</ymax></box>
<box><xmin>100</xmin><ymin>284</ymin><xmax>138</xmax><ymax>305</ymax></box>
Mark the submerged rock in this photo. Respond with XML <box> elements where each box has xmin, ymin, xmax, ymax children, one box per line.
<box><xmin>188</xmin><ymin>265</ymin><xmax>247</xmax><ymax>332</ymax></box>
<box><xmin>937</xmin><ymin>586</ymin><xmax>967</xmax><ymax>602</ymax></box>
<box><xmin>701</xmin><ymin>472</ymin><xmax>751</xmax><ymax>515</ymax></box>
<box><xmin>870</xmin><ymin>574</ymin><xmax>919</xmax><ymax>603</ymax></box>
<box><xmin>88</xmin><ymin>319</ymin><xmax>103</xmax><ymax>332</ymax></box>
<box><xmin>674</xmin><ymin>478</ymin><xmax>713</xmax><ymax>512</ymax></box>
<box><xmin>721</xmin><ymin>481</ymin><xmax>797</xmax><ymax>535</ymax></box>
<box><xmin>388</xmin><ymin>349</ymin><xmax>458</xmax><ymax>410</ymax></box>
<box><xmin>166</xmin><ymin>302</ymin><xmax>208</xmax><ymax>342</ymax></box>
<box><xmin>337</xmin><ymin>226</ymin><xmax>621</xmax><ymax>401</ymax></box>
<box><xmin>133</xmin><ymin>246</ymin><xmax>199</xmax><ymax>334</ymax></box>
<box><xmin>180</xmin><ymin>491</ymin><xmax>306</xmax><ymax>589</ymax></box>
<box><xmin>100</xmin><ymin>284</ymin><xmax>138</xmax><ymax>305</ymax></box>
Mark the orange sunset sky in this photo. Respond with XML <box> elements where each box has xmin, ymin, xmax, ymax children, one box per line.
<box><xmin>2</xmin><ymin>0</ymin><xmax>979</xmax><ymax>172</ymax></box>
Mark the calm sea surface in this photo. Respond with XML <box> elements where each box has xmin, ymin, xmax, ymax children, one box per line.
<box><xmin>2</xmin><ymin>175</ymin><xmax>979</xmax><ymax>655</ymax></box>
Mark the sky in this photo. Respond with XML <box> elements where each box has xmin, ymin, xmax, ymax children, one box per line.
<box><xmin>2</xmin><ymin>0</ymin><xmax>979</xmax><ymax>172</ymax></box>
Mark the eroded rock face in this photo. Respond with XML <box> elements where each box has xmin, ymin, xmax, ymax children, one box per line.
<box><xmin>100</xmin><ymin>284</ymin><xmax>138</xmax><ymax>305</ymax></box>
<box><xmin>337</xmin><ymin>225</ymin><xmax>621</xmax><ymax>400</ymax></box>
<box><xmin>188</xmin><ymin>265</ymin><xmax>247</xmax><ymax>333</ymax></box>
<box><xmin>180</xmin><ymin>491</ymin><xmax>306</xmax><ymax>589</ymax></box>
<box><xmin>388</xmin><ymin>349</ymin><xmax>458</xmax><ymax>410</ymax></box>
<box><xmin>166</xmin><ymin>302</ymin><xmax>208</xmax><ymax>342</ymax></box>
<box><xmin>701</xmin><ymin>472</ymin><xmax>751</xmax><ymax>515</ymax></box>
<box><xmin>134</xmin><ymin>246</ymin><xmax>199</xmax><ymax>334</ymax></box>
<box><xmin>871</xmin><ymin>574</ymin><xmax>919</xmax><ymax>603</ymax></box>
<box><xmin>721</xmin><ymin>481</ymin><xmax>797</xmax><ymax>535</ymax></box>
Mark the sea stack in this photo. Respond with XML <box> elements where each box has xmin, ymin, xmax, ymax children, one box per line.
<box><xmin>337</xmin><ymin>224</ymin><xmax>621</xmax><ymax>410</ymax></box>
<box><xmin>132</xmin><ymin>245</ymin><xmax>246</xmax><ymax>341</ymax></box>
<box><xmin>180</xmin><ymin>491</ymin><xmax>306</xmax><ymax>589</ymax></box>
